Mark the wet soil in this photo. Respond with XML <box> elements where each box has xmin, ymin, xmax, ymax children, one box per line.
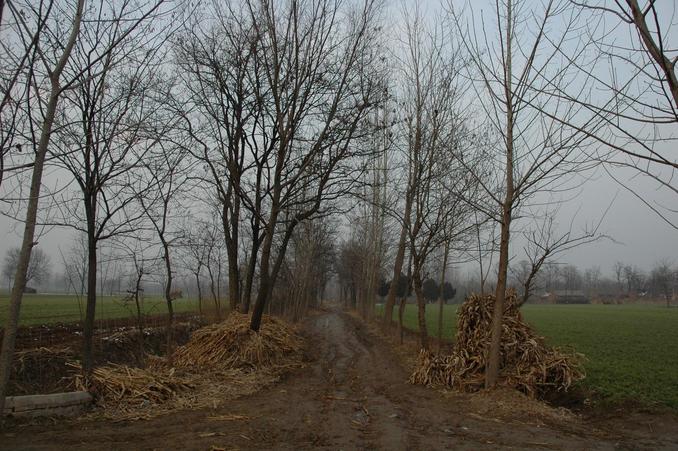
<box><xmin>2</xmin><ymin>308</ymin><xmax>678</xmax><ymax>450</ymax></box>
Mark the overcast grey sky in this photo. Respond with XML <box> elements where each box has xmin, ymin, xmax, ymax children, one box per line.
<box><xmin>1</xmin><ymin>161</ymin><xmax>675</xmax><ymax>278</ymax></box>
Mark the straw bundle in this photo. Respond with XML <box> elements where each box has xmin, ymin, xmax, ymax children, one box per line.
<box><xmin>10</xmin><ymin>347</ymin><xmax>77</xmax><ymax>395</ymax></box>
<box><xmin>12</xmin><ymin>347</ymin><xmax>75</xmax><ymax>375</ymax></box>
<box><xmin>72</xmin><ymin>363</ymin><xmax>194</xmax><ymax>408</ymax></box>
<box><xmin>410</xmin><ymin>290</ymin><xmax>584</xmax><ymax>396</ymax></box>
<box><xmin>172</xmin><ymin>313</ymin><xmax>303</xmax><ymax>370</ymax></box>
<box><xmin>84</xmin><ymin>314</ymin><xmax>303</xmax><ymax>419</ymax></box>
<box><xmin>8</xmin><ymin>314</ymin><xmax>304</xmax><ymax>420</ymax></box>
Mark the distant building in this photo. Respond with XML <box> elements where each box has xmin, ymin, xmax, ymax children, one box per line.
<box><xmin>549</xmin><ymin>290</ymin><xmax>590</xmax><ymax>304</ymax></box>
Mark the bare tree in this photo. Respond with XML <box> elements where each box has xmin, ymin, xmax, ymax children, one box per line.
<box><xmin>0</xmin><ymin>0</ymin><xmax>53</xmax><ymax>194</ymax></box>
<box><xmin>613</xmin><ymin>261</ymin><xmax>625</xmax><ymax>293</ymax></box>
<box><xmin>200</xmin><ymin>217</ymin><xmax>225</xmax><ymax>318</ymax></box>
<box><xmin>172</xmin><ymin>0</ymin><xmax>263</xmax><ymax>313</ymax></box>
<box><xmin>583</xmin><ymin>265</ymin><xmax>602</xmax><ymax>297</ymax></box>
<box><xmin>435</xmin><ymin>241</ymin><xmax>450</xmax><ymax>350</ymax></box>
<box><xmin>46</xmin><ymin>0</ymin><xmax>171</xmax><ymax>378</ymax></box>
<box><xmin>135</xmin><ymin>138</ymin><xmax>189</xmax><ymax>354</ymax></box>
<box><xmin>275</xmin><ymin>217</ymin><xmax>335</xmax><ymax>320</ymax></box>
<box><xmin>336</xmin><ymin>238</ymin><xmax>365</xmax><ymax>309</ymax></box>
<box><xmin>355</xmin><ymin>89</ymin><xmax>391</xmax><ymax>321</ymax></box>
<box><xmin>382</xmin><ymin>90</ymin><xmax>416</xmax><ymax>328</ymax></box>
<box><xmin>468</xmin><ymin>213</ymin><xmax>498</xmax><ymax>296</ymax></box>
<box><xmin>241</xmin><ymin>0</ymin><xmax>382</xmax><ymax>331</ymax></box>
<box><xmin>571</xmin><ymin>0</ymin><xmax>678</xmax><ymax>127</ymax></box>
<box><xmin>561</xmin><ymin>264</ymin><xmax>583</xmax><ymax>291</ymax></box>
<box><xmin>399</xmin><ymin>253</ymin><xmax>413</xmax><ymax>345</ymax></box>
<box><xmin>0</xmin><ymin>0</ymin><xmax>85</xmax><ymax>426</ymax></box>
<box><xmin>450</xmin><ymin>0</ymin><xmax>599</xmax><ymax>387</ymax></box>
<box><xmin>2</xmin><ymin>247</ymin><xmax>51</xmax><ymax>289</ymax></box>
<box><xmin>623</xmin><ymin>264</ymin><xmax>645</xmax><ymax>294</ymax></box>
<box><xmin>117</xmin><ymin>238</ymin><xmax>154</xmax><ymax>362</ymax></box>
<box><xmin>180</xmin><ymin>222</ymin><xmax>213</xmax><ymax>318</ymax></box>
<box><xmin>511</xmin><ymin>208</ymin><xmax>609</xmax><ymax>306</ymax></box>
<box><xmin>380</xmin><ymin>3</ymin><xmax>465</xmax><ymax>349</ymax></box>
<box><xmin>400</xmin><ymin>5</ymin><xmax>450</xmax><ymax>350</ymax></box>
<box><xmin>650</xmin><ymin>260</ymin><xmax>676</xmax><ymax>307</ymax></box>
<box><xmin>127</xmin><ymin>253</ymin><xmax>147</xmax><ymax>361</ymax></box>
<box><xmin>58</xmin><ymin>235</ymin><xmax>88</xmax><ymax>319</ymax></box>
<box><xmin>173</xmin><ymin>0</ymin><xmax>383</xmax><ymax>325</ymax></box>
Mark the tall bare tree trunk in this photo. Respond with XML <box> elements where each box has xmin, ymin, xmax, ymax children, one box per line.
<box><xmin>82</xmin><ymin>224</ymin><xmax>98</xmax><ymax>380</ymax></box>
<box><xmin>161</xmin><ymin>241</ymin><xmax>174</xmax><ymax>356</ymax></box>
<box><xmin>132</xmin><ymin>268</ymin><xmax>145</xmax><ymax>364</ymax></box>
<box><xmin>250</xmin><ymin>231</ymin><xmax>275</xmax><ymax>331</ymax></box>
<box><xmin>398</xmin><ymin>254</ymin><xmax>413</xmax><ymax>345</ymax></box>
<box><xmin>0</xmin><ymin>0</ymin><xmax>84</xmax><ymax>424</ymax></box>
<box><xmin>413</xmin><ymin>268</ymin><xmax>429</xmax><ymax>350</ymax></box>
<box><xmin>249</xmin><ymin>158</ymin><xmax>284</xmax><ymax>331</ymax></box>
<box><xmin>383</xmin><ymin>191</ymin><xmax>413</xmax><ymax>326</ymax></box>
<box><xmin>485</xmin><ymin>208</ymin><xmax>512</xmax><ymax>387</ymax></box>
<box><xmin>224</xmin><ymin>201</ymin><xmax>240</xmax><ymax>312</ymax></box>
<box><xmin>437</xmin><ymin>240</ymin><xmax>450</xmax><ymax>352</ymax></box>
<box><xmin>226</xmin><ymin>256</ymin><xmax>239</xmax><ymax>312</ymax></box>
<box><xmin>240</xmin><ymin>241</ymin><xmax>259</xmax><ymax>313</ymax></box>
<box><xmin>485</xmin><ymin>0</ymin><xmax>515</xmax><ymax>388</ymax></box>
<box><xmin>194</xmin><ymin>272</ymin><xmax>203</xmax><ymax>317</ymax></box>
<box><xmin>250</xmin><ymin>202</ymin><xmax>300</xmax><ymax>331</ymax></box>
<box><xmin>240</xmin><ymin>180</ymin><xmax>263</xmax><ymax>314</ymax></box>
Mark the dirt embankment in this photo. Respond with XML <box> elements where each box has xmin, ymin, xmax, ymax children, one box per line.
<box><xmin>2</xmin><ymin>308</ymin><xmax>678</xmax><ymax>450</ymax></box>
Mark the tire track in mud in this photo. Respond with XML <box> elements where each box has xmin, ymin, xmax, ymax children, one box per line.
<box><xmin>310</xmin><ymin>311</ymin><xmax>409</xmax><ymax>450</ymax></box>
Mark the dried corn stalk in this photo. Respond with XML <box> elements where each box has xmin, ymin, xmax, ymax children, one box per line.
<box><xmin>71</xmin><ymin>362</ymin><xmax>193</xmax><ymax>408</ymax></box>
<box><xmin>172</xmin><ymin>313</ymin><xmax>303</xmax><ymax>370</ymax></box>
<box><xmin>410</xmin><ymin>290</ymin><xmax>584</xmax><ymax>396</ymax></box>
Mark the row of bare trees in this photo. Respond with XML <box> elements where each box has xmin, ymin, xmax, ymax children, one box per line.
<box><xmin>337</xmin><ymin>0</ymin><xmax>676</xmax><ymax>389</ymax></box>
<box><xmin>0</xmin><ymin>0</ymin><xmax>177</xmax><ymax>421</ymax></box>
<box><xmin>509</xmin><ymin>259</ymin><xmax>678</xmax><ymax>303</ymax></box>
<box><xmin>171</xmin><ymin>0</ymin><xmax>384</xmax><ymax>331</ymax></box>
<box><xmin>0</xmin><ymin>0</ymin><xmax>385</xmax><ymax>423</ymax></box>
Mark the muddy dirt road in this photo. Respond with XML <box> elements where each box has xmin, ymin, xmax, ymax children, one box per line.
<box><xmin>3</xmin><ymin>309</ymin><xmax>678</xmax><ymax>450</ymax></box>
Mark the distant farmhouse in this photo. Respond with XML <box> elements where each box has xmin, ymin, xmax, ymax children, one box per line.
<box><xmin>542</xmin><ymin>290</ymin><xmax>590</xmax><ymax>304</ymax></box>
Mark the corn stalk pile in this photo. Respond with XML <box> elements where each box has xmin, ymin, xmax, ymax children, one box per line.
<box><xmin>10</xmin><ymin>347</ymin><xmax>78</xmax><ymax>395</ymax></box>
<box><xmin>82</xmin><ymin>313</ymin><xmax>303</xmax><ymax>419</ymax></box>
<box><xmin>409</xmin><ymin>291</ymin><xmax>585</xmax><ymax>397</ymax></box>
<box><xmin>172</xmin><ymin>313</ymin><xmax>304</xmax><ymax>370</ymax></box>
<box><xmin>6</xmin><ymin>314</ymin><xmax>304</xmax><ymax>419</ymax></box>
<box><xmin>71</xmin><ymin>363</ymin><xmax>194</xmax><ymax>408</ymax></box>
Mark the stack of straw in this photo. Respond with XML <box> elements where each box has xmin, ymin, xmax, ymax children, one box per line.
<box><xmin>172</xmin><ymin>313</ymin><xmax>303</xmax><ymax>370</ymax></box>
<box><xmin>410</xmin><ymin>290</ymin><xmax>584</xmax><ymax>397</ymax></box>
<box><xmin>72</xmin><ymin>363</ymin><xmax>193</xmax><ymax>408</ymax></box>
